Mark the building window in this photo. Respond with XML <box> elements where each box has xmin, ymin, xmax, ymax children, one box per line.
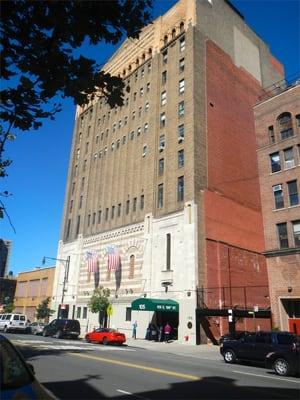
<box><xmin>105</xmin><ymin>208</ymin><xmax>109</xmax><ymax>220</ymax></box>
<box><xmin>126</xmin><ymin>200</ymin><xmax>130</xmax><ymax>214</ymax></box>
<box><xmin>268</xmin><ymin>126</ymin><xmax>275</xmax><ymax>144</ymax></box>
<box><xmin>133</xmin><ymin>197</ymin><xmax>137</xmax><ymax>212</ymax></box>
<box><xmin>138</xmin><ymin>106</ymin><xmax>142</xmax><ymax>117</ymax></box>
<box><xmin>178</xmin><ymin>124</ymin><xmax>185</xmax><ymax>141</ymax></box>
<box><xmin>76</xmin><ymin>148</ymin><xmax>80</xmax><ymax>159</ymax></box>
<box><xmin>79</xmin><ymin>195</ymin><xmax>83</xmax><ymax>209</ymax></box>
<box><xmin>277</xmin><ymin>222</ymin><xmax>289</xmax><ymax>249</ymax></box>
<box><xmin>140</xmin><ymin>87</ymin><xmax>144</xmax><ymax>97</ymax></box>
<box><xmin>87</xmin><ymin>214</ymin><xmax>91</xmax><ymax>227</ymax></box>
<box><xmin>178</xmin><ymin>101</ymin><xmax>185</xmax><ymax>117</ymax></box>
<box><xmin>137</xmin><ymin>127</ymin><xmax>141</xmax><ymax>136</ymax></box>
<box><xmin>159</xmin><ymin>135</ymin><xmax>165</xmax><ymax>151</ymax></box>
<box><xmin>177</xmin><ymin>176</ymin><xmax>184</xmax><ymax>202</ymax></box>
<box><xmin>162</xmin><ymin>50</ymin><xmax>168</xmax><ymax>64</ymax></box>
<box><xmin>158</xmin><ymin>184</ymin><xmax>164</xmax><ymax>208</ymax></box>
<box><xmin>140</xmin><ymin>195</ymin><xmax>144</xmax><ymax>210</ymax></box>
<box><xmin>287</xmin><ymin>180</ymin><xmax>299</xmax><ymax>206</ymax></box>
<box><xmin>162</xmin><ymin>71</ymin><xmax>167</xmax><ymax>84</ymax></box>
<box><xmin>166</xmin><ymin>233</ymin><xmax>171</xmax><ymax>270</ymax></box>
<box><xmin>141</xmin><ymin>68</ymin><xmax>144</xmax><ymax>78</ymax></box>
<box><xmin>180</xmin><ymin>21</ymin><xmax>184</xmax><ymax>32</ymax></box>
<box><xmin>117</xmin><ymin>203</ymin><xmax>121</xmax><ymax>217</ymax></box>
<box><xmin>292</xmin><ymin>220</ymin><xmax>300</xmax><ymax>247</ymax></box>
<box><xmin>142</xmin><ymin>145</ymin><xmax>148</xmax><ymax>157</ymax></box>
<box><xmin>171</xmin><ymin>28</ymin><xmax>176</xmax><ymax>39</ymax></box>
<box><xmin>129</xmin><ymin>254</ymin><xmax>135</xmax><ymax>279</ymax></box>
<box><xmin>179</xmin><ymin>79</ymin><xmax>185</xmax><ymax>94</ymax></box>
<box><xmin>179</xmin><ymin>58</ymin><xmax>185</xmax><ymax>73</ymax></box>
<box><xmin>98</xmin><ymin>210</ymin><xmax>102</xmax><ymax>223</ymax></box>
<box><xmin>71</xmin><ymin>182</ymin><xmax>75</xmax><ymax>195</ymax></box>
<box><xmin>113</xmin><ymin>123</ymin><xmax>116</xmax><ymax>133</ymax></box>
<box><xmin>145</xmin><ymin>102</ymin><xmax>149</xmax><ymax>112</ymax></box>
<box><xmin>81</xmin><ymin>177</ymin><xmax>85</xmax><ymax>191</ymax></box>
<box><xmin>277</xmin><ymin>112</ymin><xmax>293</xmax><ymax>140</ymax></box>
<box><xmin>116</xmin><ymin>139</ymin><xmax>120</xmax><ymax>149</ymax></box>
<box><xmin>144</xmin><ymin>123</ymin><xmax>149</xmax><ymax>133</ymax></box>
<box><xmin>273</xmin><ymin>184</ymin><xmax>284</xmax><ymax>209</ymax></box>
<box><xmin>159</xmin><ymin>158</ymin><xmax>164</xmax><ymax>176</ymax></box>
<box><xmin>148</xmin><ymin>62</ymin><xmax>151</xmax><ymax>73</ymax></box>
<box><xmin>179</xmin><ymin>36</ymin><xmax>185</xmax><ymax>52</ymax></box>
<box><xmin>283</xmin><ymin>147</ymin><xmax>295</xmax><ymax>169</ymax></box>
<box><xmin>125</xmin><ymin>307</ymin><xmax>132</xmax><ymax>321</ymax></box>
<box><xmin>92</xmin><ymin>212</ymin><xmax>96</xmax><ymax>225</ymax></box>
<box><xmin>82</xmin><ymin>307</ymin><xmax>87</xmax><ymax>319</ymax></box>
<box><xmin>124</xmin><ymin>116</ymin><xmax>128</xmax><ymax>125</ymax></box>
<box><xmin>270</xmin><ymin>152</ymin><xmax>281</xmax><ymax>173</ymax></box>
<box><xmin>130</xmin><ymin>130</ymin><xmax>135</xmax><ymax>140</ymax></box>
<box><xmin>146</xmin><ymin>82</ymin><xmax>150</xmax><ymax>92</ymax></box>
<box><xmin>160</xmin><ymin>112</ymin><xmax>166</xmax><ymax>128</ymax></box>
<box><xmin>132</xmin><ymin>111</ymin><xmax>135</xmax><ymax>120</ymax></box>
<box><xmin>77</xmin><ymin>307</ymin><xmax>81</xmax><ymax>319</ymax></box>
<box><xmin>76</xmin><ymin>216</ymin><xmax>80</xmax><ymax>235</ymax></box>
<box><xmin>111</xmin><ymin>205</ymin><xmax>115</xmax><ymax>219</ymax></box>
<box><xmin>66</xmin><ymin>219</ymin><xmax>71</xmax><ymax>240</ymax></box>
<box><xmin>161</xmin><ymin>91</ymin><xmax>167</xmax><ymax>106</ymax></box>
<box><xmin>122</xmin><ymin>135</ymin><xmax>126</xmax><ymax>144</ymax></box>
<box><xmin>178</xmin><ymin>150</ymin><xmax>184</xmax><ymax>168</ymax></box>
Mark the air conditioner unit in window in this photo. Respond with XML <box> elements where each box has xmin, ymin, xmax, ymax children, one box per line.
<box><xmin>178</xmin><ymin>136</ymin><xmax>184</xmax><ymax>143</ymax></box>
<box><xmin>285</xmin><ymin>160</ymin><xmax>295</xmax><ymax>169</ymax></box>
<box><xmin>159</xmin><ymin>145</ymin><xmax>165</xmax><ymax>152</ymax></box>
<box><xmin>273</xmin><ymin>184</ymin><xmax>282</xmax><ymax>192</ymax></box>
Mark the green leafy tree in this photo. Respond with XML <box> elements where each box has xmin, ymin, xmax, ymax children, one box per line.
<box><xmin>35</xmin><ymin>297</ymin><xmax>54</xmax><ymax>322</ymax></box>
<box><xmin>88</xmin><ymin>287</ymin><xmax>110</xmax><ymax>327</ymax></box>
<box><xmin>3</xmin><ymin>302</ymin><xmax>14</xmax><ymax>313</ymax></box>
<box><xmin>0</xmin><ymin>0</ymin><xmax>152</xmax><ymax>180</ymax></box>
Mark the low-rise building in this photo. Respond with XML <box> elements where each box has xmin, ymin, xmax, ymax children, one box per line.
<box><xmin>14</xmin><ymin>267</ymin><xmax>55</xmax><ymax>321</ymax></box>
<box><xmin>254</xmin><ymin>80</ymin><xmax>300</xmax><ymax>334</ymax></box>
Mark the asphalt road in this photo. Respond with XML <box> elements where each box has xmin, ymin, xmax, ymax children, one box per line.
<box><xmin>5</xmin><ymin>333</ymin><xmax>300</xmax><ymax>400</ymax></box>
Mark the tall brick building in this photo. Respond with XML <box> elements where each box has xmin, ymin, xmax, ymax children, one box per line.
<box><xmin>53</xmin><ymin>0</ymin><xmax>284</xmax><ymax>343</ymax></box>
<box><xmin>254</xmin><ymin>82</ymin><xmax>300</xmax><ymax>334</ymax></box>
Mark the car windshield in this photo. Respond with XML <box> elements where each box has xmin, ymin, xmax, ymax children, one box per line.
<box><xmin>0</xmin><ymin>339</ymin><xmax>33</xmax><ymax>390</ymax></box>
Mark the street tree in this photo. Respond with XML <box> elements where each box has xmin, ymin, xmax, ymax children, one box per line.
<box><xmin>0</xmin><ymin>0</ymin><xmax>152</xmax><ymax>181</ymax></box>
<box><xmin>88</xmin><ymin>286</ymin><xmax>111</xmax><ymax>327</ymax></box>
<box><xmin>3</xmin><ymin>302</ymin><xmax>14</xmax><ymax>313</ymax></box>
<box><xmin>35</xmin><ymin>297</ymin><xmax>55</xmax><ymax>322</ymax></box>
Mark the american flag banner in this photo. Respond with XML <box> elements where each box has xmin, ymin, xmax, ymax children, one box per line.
<box><xmin>86</xmin><ymin>250</ymin><xmax>98</xmax><ymax>273</ymax></box>
<box><xmin>107</xmin><ymin>246</ymin><xmax>120</xmax><ymax>271</ymax></box>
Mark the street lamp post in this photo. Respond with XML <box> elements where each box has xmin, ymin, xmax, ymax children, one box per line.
<box><xmin>42</xmin><ymin>256</ymin><xmax>70</xmax><ymax>318</ymax></box>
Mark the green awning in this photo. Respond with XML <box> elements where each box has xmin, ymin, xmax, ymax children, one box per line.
<box><xmin>131</xmin><ymin>298</ymin><xmax>179</xmax><ymax>312</ymax></box>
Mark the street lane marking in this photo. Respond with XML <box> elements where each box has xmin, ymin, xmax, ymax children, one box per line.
<box><xmin>233</xmin><ymin>370</ymin><xmax>300</xmax><ymax>384</ymax></box>
<box><xmin>70</xmin><ymin>352</ymin><xmax>200</xmax><ymax>381</ymax></box>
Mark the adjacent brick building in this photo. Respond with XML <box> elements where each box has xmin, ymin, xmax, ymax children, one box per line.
<box><xmin>14</xmin><ymin>267</ymin><xmax>55</xmax><ymax>321</ymax></box>
<box><xmin>53</xmin><ymin>0</ymin><xmax>284</xmax><ymax>343</ymax></box>
<box><xmin>254</xmin><ymin>81</ymin><xmax>300</xmax><ymax>334</ymax></box>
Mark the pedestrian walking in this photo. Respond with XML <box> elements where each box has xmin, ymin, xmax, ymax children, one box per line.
<box><xmin>132</xmin><ymin>321</ymin><xmax>137</xmax><ymax>339</ymax></box>
<box><xmin>164</xmin><ymin>322</ymin><xmax>172</xmax><ymax>343</ymax></box>
<box><xmin>158</xmin><ymin>325</ymin><xmax>163</xmax><ymax>342</ymax></box>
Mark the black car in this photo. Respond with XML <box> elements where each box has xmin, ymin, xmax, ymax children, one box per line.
<box><xmin>42</xmin><ymin>319</ymin><xmax>80</xmax><ymax>339</ymax></box>
<box><xmin>220</xmin><ymin>331</ymin><xmax>300</xmax><ymax>376</ymax></box>
<box><xmin>266</xmin><ymin>347</ymin><xmax>300</xmax><ymax>377</ymax></box>
<box><xmin>219</xmin><ymin>331</ymin><xmax>252</xmax><ymax>344</ymax></box>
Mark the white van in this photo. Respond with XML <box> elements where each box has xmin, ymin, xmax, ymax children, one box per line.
<box><xmin>0</xmin><ymin>313</ymin><xmax>29</xmax><ymax>333</ymax></box>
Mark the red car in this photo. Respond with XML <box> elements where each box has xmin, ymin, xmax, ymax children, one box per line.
<box><xmin>85</xmin><ymin>328</ymin><xmax>126</xmax><ymax>345</ymax></box>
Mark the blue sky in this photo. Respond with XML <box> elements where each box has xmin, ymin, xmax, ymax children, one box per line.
<box><xmin>1</xmin><ymin>0</ymin><xmax>300</xmax><ymax>275</ymax></box>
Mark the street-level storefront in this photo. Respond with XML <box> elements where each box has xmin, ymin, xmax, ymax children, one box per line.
<box><xmin>131</xmin><ymin>298</ymin><xmax>179</xmax><ymax>339</ymax></box>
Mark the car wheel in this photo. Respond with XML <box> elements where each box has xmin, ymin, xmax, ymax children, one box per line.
<box><xmin>223</xmin><ymin>349</ymin><xmax>236</xmax><ymax>364</ymax></box>
<box><xmin>273</xmin><ymin>358</ymin><xmax>290</xmax><ymax>376</ymax></box>
<box><xmin>3</xmin><ymin>326</ymin><xmax>8</xmax><ymax>333</ymax></box>
<box><xmin>102</xmin><ymin>337</ymin><xmax>109</xmax><ymax>345</ymax></box>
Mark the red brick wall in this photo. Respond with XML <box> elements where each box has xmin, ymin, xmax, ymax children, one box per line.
<box><xmin>203</xmin><ymin>41</ymin><xmax>270</xmax><ymax>320</ymax></box>
<box><xmin>206</xmin><ymin>40</ymin><xmax>264</xmax><ymax>210</ymax></box>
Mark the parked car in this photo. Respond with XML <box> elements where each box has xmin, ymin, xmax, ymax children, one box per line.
<box><xmin>29</xmin><ymin>322</ymin><xmax>46</xmax><ymax>335</ymax></box>
<box><xmin>266</xmin><ymin>347</ymin><xmax>300</xmax><ymax>377</ymax></box>
<box><xmin>220</xmin><ymin>331</ymin><xmax>300</xmax><ymax>376</ymax></box>
<box><xmin>0</xmin><ymin>313</ymin><xmax>29</xmax><ymax>333</ymax></box>
<box><xmin>42</xmin><ymin>319</ymin><xmax>80</xmax><ymax>339</ymax></box>
<box><xmin>219</xmin><ymin>331</ymin><xmax>252</xmax><ymax>344</ymax></box>
<box><xmin>0</xmin><ymin>334</ymin><xmax>56</xmax><ymax>399</ymax></box>
<box><xmin>85</xmin><ymin>328</ymin><xmax>126</xmax><ymax>345</ymax></box>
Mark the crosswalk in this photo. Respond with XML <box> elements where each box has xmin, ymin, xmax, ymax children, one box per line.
<box><xmin>12</xmin><ymin>338</ymin><xmax>135</xmax><ymax>352</ymax></box>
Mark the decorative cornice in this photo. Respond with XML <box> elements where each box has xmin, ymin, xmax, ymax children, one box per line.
<box><xmin>263</xmin><ymin>247</ymin><xmax>300</xmax><ymax>258</ymax></box>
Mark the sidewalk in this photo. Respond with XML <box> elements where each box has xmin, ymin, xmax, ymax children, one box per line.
<box><xmin>125</xmin><ymin>337</ymin><xmax>220</xmax><ymax>360</ymax></box>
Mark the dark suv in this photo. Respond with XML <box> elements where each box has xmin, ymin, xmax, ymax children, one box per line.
<box><xmin>42</xmin><ymin>319</ymin><xmax>80</xmax><ymax>339</ymax></box>
<box><xmin>220</xmin><ymin>331</ymin><xmax>300</xmax><ymax>376</ymax></box>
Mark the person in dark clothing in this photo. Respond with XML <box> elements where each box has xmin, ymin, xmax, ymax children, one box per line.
<box><xmin>164</xmin><ymin>322</ymin><xmax>172</xmax><ymax>343</ymax></box>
